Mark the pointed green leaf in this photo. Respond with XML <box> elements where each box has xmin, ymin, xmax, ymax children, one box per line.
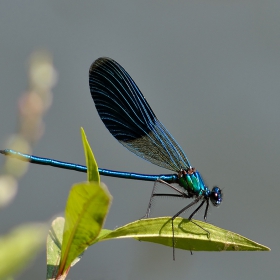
<box><xmin>0</xmin><ymin>223</ymin><xmax>47</xmax><ymax>279</ymax></box>
<box><xmin>95</xmin><ymin>217</ymin><xmax>270</xmax><ymax>252</ymax></box>
<box><xmin>57</xmin><ymin>181</ymin><xmax>112</xmax><ymax>275</ymax></box>
<box><xmin>81</xmin><ymin>127</ymin><xmax>99</xmax><ymax>183</ymax></box>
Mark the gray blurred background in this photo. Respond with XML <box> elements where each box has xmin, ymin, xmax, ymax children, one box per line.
<box><xmin>0</xmin><ymin>1</ymin><xmax>279</xmax><ymax>279</ymax></box>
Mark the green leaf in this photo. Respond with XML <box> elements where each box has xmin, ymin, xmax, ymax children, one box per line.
<box><xmin>95</xmin><ymin>217</ymin><xmax>270</xmax><ymax>252</ymax></box>
<box><xmin>46</xmin><ymin>217</ymin><xmax>64</xmax><ymax>280</ymax></box>
<box><xmin>0</xmin><ymin>223</ymin><xmax>47</xmax><ymax>279</ymax></box>
<box><xmin>57</xmin><ymin>181</ymin><xmax>112</xmax><ymax>276</ymax></box>
<box><xmin>46</xmin><ymin>217</ymin><xmax>83</xmax><ymax>280</ymax></box>
<box><xmin>81</xmin><ymin>127</ymin><xmax>100</xmax><ymax>183</ymax></box>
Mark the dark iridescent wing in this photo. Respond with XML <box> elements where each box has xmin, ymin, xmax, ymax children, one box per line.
<box><xmin>89</xmin><ymin>57</ymin><xmax>190</xmax><ymax>172</ymax></box>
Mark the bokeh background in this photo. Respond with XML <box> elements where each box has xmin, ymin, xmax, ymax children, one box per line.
<box><xmin>0</xmin><ymin>1</ymin><xmax>279</xmax><ymax>279</ymax></box>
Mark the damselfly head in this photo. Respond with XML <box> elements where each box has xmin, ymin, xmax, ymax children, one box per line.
<box><xmin>210</xmin><ymin>186</ymin><xmax>223</xmax><ymax>206</ymax></box>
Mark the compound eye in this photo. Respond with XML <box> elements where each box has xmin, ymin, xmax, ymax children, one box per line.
<box><xmin>210</xmin><ymin>186</ymin><xmax>223</xmax><ymax>206</ymax></box>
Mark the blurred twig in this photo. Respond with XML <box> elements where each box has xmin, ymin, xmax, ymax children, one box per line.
<box><xmin>0</xmin><ymin>50</ymin><xmax>57</xmax><ymax>207</ymax></box>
